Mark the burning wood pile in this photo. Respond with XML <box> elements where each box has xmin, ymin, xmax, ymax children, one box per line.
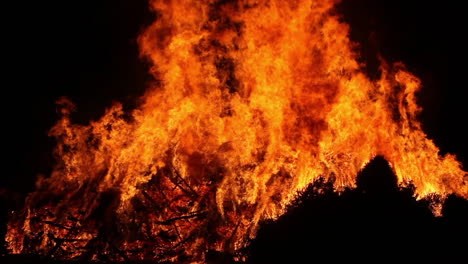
<box><xmin>6</xmin><ymin>0</ymin><xmax>467</xmax><ymax>263</ymax></box>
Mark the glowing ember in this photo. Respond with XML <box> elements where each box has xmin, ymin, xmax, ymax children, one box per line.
<box><xmin>6</xmin><ymin>0</ymin><xmax>467</xmax><ymax>262</ymax></box>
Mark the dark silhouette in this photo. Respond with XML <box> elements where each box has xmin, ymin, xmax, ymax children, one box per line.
<box><xmin>245</xmin><ymin>156</ymin><xmax>468</xmax><ymax>263</ymax></box>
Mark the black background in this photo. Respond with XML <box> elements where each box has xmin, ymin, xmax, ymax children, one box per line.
<box><xmin>2</xmin><ymin>0</ymin><xmax>467</xmax><ymax>263</ymax></box>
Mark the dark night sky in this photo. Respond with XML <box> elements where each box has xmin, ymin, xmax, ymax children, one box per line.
<box><xmin>2</xmin><ymin>0</ymin><xmax>467</xmax><ymax>262</ymax></box>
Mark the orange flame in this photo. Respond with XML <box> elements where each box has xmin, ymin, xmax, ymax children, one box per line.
<box><xmin>7</xmin><ymin>0</ymin><xmax>467</xmax><ymax>262</ymax></box>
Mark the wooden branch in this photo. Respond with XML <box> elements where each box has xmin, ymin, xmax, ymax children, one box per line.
<box><xmin>41</xmin><ymin>220</ymin><xmax>72</xmax><ymax>231</ymax></box>
<box><xmin>142</xmin><ymin>190</ymin><xmax>163</xmax><ymax>213</ymax></box>
<box><xmin>156</xmin><ymin>211</ymin><xmax>206</xmax><ymax>225</ymax></box>
<box><xmin>172</xmin><ymin>222</ymin><xmax>182</xmax><ymax>240</ymax></box>
<box><xmin>46</xmin><ymin>234</ymin><xmax>64</xmax><ymax>257</ymax></box>
<box><xmin>171</xmin><ymin>168</ymin><xmax>199</xmax><ymax>198</ymax></box>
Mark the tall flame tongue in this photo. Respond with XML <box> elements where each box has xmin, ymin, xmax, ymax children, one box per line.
<box><xmin>7</xmin><ymin>0</ymin><xmax>467</xmax><ymax>262</ymax></box>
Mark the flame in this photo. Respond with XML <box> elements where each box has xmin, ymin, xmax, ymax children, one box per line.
<box><xmin>7</xmin><ymin>0</ymin><xmax>467</xmax><ymax>262</ymax></box>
